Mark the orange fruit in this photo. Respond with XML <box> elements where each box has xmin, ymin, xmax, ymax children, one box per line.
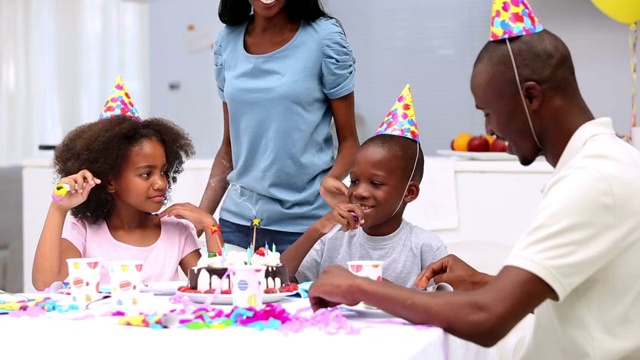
<box><xmin>483</xmin><ymin>134</ymin><xmax>496</xmax><ymax>145</ymax></box>
<box><xmin>452</xmin><ymin>133</ymin><xmax>473</xmax><ymax>151</ymax></box>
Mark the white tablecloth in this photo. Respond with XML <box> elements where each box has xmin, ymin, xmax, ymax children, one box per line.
<box><xmin>0</xmin><ymin>293</ymin><xmax>531</xmax><ymax>359</ymax></box>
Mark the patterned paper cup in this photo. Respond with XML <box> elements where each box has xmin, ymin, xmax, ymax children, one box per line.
<box><xmin>66</xmin><ymin>258</ymin><xmax>102</xmax><ymax>306</ymax></box>
<box><xmin>426</xmin><ymin>282</ymin><xmax>454</xmax><ymax>292</ymax></box>
<box><xmin>108</xmin><ymin>260</ymin><xmax>144</xmax><ymax>307</ymax></box>
<box><xmin>230</xmin><ymin>265</ymin><xmax>266</xmax><ymax>308</ymax></box>
<box><xmin>347</xmin><ymin>260</ymin><xmax>383</xmax><ymax>282</ymax></box>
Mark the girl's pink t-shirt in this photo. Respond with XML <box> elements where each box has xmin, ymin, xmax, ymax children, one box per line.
<box><xmin>62</xmin><ymin>216</ymin><xmax>200</xmax><ymax>284</ymax></box>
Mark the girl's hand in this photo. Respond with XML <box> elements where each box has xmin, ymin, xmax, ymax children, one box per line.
<box><xmin>158</xmin><ymin>202</ymin><xmax>217</xmax><ymax>231</ymax></box>
<box><xmin>53</xmin><ymin>170</ymin><xmax>101</xmax><ymax>210</ymax></box>
<box><xmin>316</xmin><ymin>202</ymin><xmax>364</xmax><ymax>234</ymax></box>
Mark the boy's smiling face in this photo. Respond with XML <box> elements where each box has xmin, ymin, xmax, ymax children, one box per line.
<box><xmin>348</xmin><ymin>144</ymin><xmax>413</xmax><ymax>236</ymax></box>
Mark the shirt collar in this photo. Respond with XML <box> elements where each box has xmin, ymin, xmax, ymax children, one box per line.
<box><xmin>554</xmin><ymin>117</ymin><xmax>615</xmax><ymax>172</ymax></box>
<box><xmin>357</xmin><ymin>220</ymin><xmax>408</xmax><ymax>248</ymax></box>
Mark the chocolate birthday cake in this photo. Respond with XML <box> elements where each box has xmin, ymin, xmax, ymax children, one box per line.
<box><xmin>187</xmin><ymin>248</ymin><xmax>292</xmax><ymax>293</ymax></box>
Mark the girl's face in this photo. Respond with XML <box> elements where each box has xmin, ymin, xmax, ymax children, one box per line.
<box><xmin>109</xmin><ymin>138</ymin><xmax>168</xmax><ymax>214</ymax></box>
<box><xmin>250</xmin><ymin>0</ymin><xmax>287</xmax><ymax>19</ymax></box>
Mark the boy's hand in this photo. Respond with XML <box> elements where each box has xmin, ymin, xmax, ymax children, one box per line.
<box><xmin>53</xmin><ymin>170</ymin><xmax>101</xmax><ymax>210</ymax></box>
<box><xmin>158</xmin><ymin>202</ymin><xmax>217</xmax><ymax>231</ymax></box>
<box><xmin>315</xmin><ymin>202</ymin><xmax>364</xmax><ymax>234</ymax></box>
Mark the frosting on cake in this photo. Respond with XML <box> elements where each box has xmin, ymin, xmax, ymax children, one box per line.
<box><xmin>188</xmin><ymin>250</ymin><xmax>289</xmax><ymax>292</ymax></box>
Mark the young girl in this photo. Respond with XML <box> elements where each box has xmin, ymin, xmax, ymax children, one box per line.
<box><xmin>32</xmin><ymin>115</ymin><xmax>222</xmax><ymax>290</ymax></box>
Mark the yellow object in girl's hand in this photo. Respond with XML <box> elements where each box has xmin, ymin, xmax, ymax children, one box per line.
<box><xmin>52</xmin><ymin>183</ymin><xmax>70</xmax><ymax>202</ymax></box>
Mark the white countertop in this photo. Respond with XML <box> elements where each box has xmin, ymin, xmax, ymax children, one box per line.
<box><xmin>21</xmin><ymin>156</ymin><xmax>553</xmax><ymax>173</ymax></box>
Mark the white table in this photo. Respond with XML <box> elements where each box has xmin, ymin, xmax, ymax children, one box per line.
<box><xmin>0</xmin><ymin>293</ymin><xmax>531</xmax><ymax>359</ymax></box>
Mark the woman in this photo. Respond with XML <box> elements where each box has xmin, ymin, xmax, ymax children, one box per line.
<box><xmin>199</xmin><ymin>0</ymin><xmax>358</xmax><ymax>251</ymax></box>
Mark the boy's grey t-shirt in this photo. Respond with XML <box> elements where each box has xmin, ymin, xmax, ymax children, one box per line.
<box><xmin>295</xmin><ymin>220</ymin><xmax>448</xmax><ymax>287</ymax></box>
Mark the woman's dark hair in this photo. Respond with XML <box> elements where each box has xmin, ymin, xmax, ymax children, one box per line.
<box><xmin>219</xmin><ymin>0</ymin><xmax>328</xmax><ymax>26</ymax></box>
<box><xmin>53</xmin><ymin>115</ymin><xmax>195</xmax><ymax>224</ymax></box>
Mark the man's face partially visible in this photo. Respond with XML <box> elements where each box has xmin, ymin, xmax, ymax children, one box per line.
<box><xmin>470</xmin><ymin>62</ymin><xmax>541</xmax><ymax>166</ymax></box>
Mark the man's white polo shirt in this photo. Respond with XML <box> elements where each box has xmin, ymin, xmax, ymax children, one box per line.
<box><xmin>505</xmin><ymin>118</ymin><xmax>640</xmax><ymax>359</ymax></box>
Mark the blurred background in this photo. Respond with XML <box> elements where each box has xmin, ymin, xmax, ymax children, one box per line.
<box><xmin>0</xmin><ymin>0</ymin><xmax>635</xmax><ymax>292</ymax></box>
<box><xmin>0</xmin><ymin>0</ymin><xmax>633</xmax><ymax>165</ymax></box>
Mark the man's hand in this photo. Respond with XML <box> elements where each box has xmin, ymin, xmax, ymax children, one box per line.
<box><xmin>308</xmin><ymin>265</ymin><xmax>364</xmax><ymax>311</ymax></box>
<box><xmin>414</xmin><ymin>255</ymin><xmax>491</xmax><ymax>291</ymax></box>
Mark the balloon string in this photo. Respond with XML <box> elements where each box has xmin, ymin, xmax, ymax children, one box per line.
<box><xmin>631</xmin><ymin>22</ymin><xmax>638</xmax><ymax>131</ymax></box>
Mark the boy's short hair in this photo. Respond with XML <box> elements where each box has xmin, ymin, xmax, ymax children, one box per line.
<box><xmin>361</xmin><ymin>134</ymin><xmax>424</xmax><ymax>184</ymax></box>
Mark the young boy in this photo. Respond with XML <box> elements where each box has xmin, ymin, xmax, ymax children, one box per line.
<box><xmin>281</xmin><ymin>85</ymin><xmax>447</xmax><ymax>287</ymax></box>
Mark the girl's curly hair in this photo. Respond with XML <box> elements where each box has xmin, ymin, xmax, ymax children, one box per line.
<box><xmin>53</xmin><ymin>115</ymin><xmax>195</xmax><ymax>224</ymax></box>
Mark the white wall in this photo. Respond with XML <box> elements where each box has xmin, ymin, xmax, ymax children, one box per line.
<box><xmin>535</xmin><ymin>0</ymin><xmax>630</xmax><ymax>134</ymax></box>
<box><xmin>147</xmin><ymin>0</ymin><xmax>634</xmax><ymax>158</ymax></box>
<box><xmin>149</xmin><ymin>0</ymin><xmax>224</xmax><ymax>160</ymax></box>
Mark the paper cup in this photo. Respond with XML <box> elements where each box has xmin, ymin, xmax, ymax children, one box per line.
<box><xmin>632</xmin><ymin>127</ymin><xmax>640</xmax><ymax>150</ymax></box>
<box><xmin>347</xmin><ymin>260</ymin><xmax>383</xmax><ymax>281</ymax></box>
<box><xmin>426</xmin><ymin>282</ymin><xmax>454</xmax><ymax>292</ymax></box>
<box><xmin>66</xmin><ymin>258</ymin><xmax>102</xmax><ymax>306</ymax></box>
<box><xmin>108</xmin><ymin>261</ymin><xmax>144</xmax><ymax>307</ymax></box>
<box><xmin>230</xmin><ymin>265</ymin><xmax>266</xmax><ymax>308</ymax></box>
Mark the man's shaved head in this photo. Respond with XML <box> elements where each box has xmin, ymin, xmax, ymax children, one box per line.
<box><xmin>470</xmin><ymin>29</ymin><xmax>589</xmax><ymax>167</ymax></box>
<box><xmin>474</xmin><ymin>29</ymin><xmax>579</xmax><ymax>96</ymax></box>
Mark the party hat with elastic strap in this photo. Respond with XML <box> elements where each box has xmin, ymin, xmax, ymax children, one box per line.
<box><xmin>490</xmin><ymin>0</ymin><xmax>544</xmax><ymax>41</ymax></box>
<box><xmin>99</xmin><ymin>75</ymin><xmax>142</xmax><ymax>121</ymax></box>
<box><xmin>488</xmin><ymin>0</ymin><xmax>544</xmax><ymax>149</ymax></box>
<box><xmin>375</xmin><ymin>84</ymin><xmax>420</xmax><ymax>142</ymax></box>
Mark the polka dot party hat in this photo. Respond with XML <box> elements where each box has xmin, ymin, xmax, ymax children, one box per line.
<box><xmin>99</xmin><ymin>75</ymin><xmax>142</xmax><ymax>121</ymax></box>
<box><xmin>490</xmin><ymin>0</ymin><xmax>544</xmax><ymax>41</ymax></box>
<box><xmin>375</xmin><ymin>84</ymin><xmax>419</xmax><ymax>142</ymax></box>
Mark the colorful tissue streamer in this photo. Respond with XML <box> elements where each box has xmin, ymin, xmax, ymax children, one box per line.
<box><xmin>116</xmin><ymin>300</ymin><xmax>360</xmax><ymax>334</ymax></box>
<box><xmin>0</xmin><ymin>297</ymin><xmax>80</xmax><ymax>317</ymax></box>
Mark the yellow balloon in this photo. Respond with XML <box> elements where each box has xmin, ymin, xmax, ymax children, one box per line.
<box><xmin>592</xmin><ymin>0</ymin><xmax>640</xmax><ymax>25</ymax></box>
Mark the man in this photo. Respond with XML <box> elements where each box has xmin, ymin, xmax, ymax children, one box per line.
<box><xmin>308</xmin><ymin>2</ymin><xmax>640</xmax><ymax>359</ymax></box>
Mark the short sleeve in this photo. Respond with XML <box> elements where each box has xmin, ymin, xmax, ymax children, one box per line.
<box><xmin>505</xmin><ymin>169</ymin><xmax>617</xmax><ymax>301</ymax></box>
<box><xmin>422</xmin><ymin>243</ymin><xmax>448</xmax><ymax>269</ymax></box>
<box><xmin>295</xmin><ymin>236</ymin><xmax>327</xmax><ymax>282</ymax></box>
<box><xmin>319</xmin><ymin>18</ymin><xmax>356</xmax><ymax>99</ymax></box>
<box><xmin>213</xmin><ymin>27</ymin><xmax>229</xmax><ymax>101</ymax></box>
<box><xmin>61</xmin><ymin>216</ymin><xmax>88</xmax><ymax>255</ymax></box>
<box><xmin>178</xmin><ymin>219</ymin><xmax>200</xmax><ymax>259</ymax></box>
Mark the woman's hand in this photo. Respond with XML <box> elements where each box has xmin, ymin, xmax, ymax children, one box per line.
<box><xmin>320</xmin><ymin>175</ymin><xmax>349</xmax><ymax>207</ymax></box>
